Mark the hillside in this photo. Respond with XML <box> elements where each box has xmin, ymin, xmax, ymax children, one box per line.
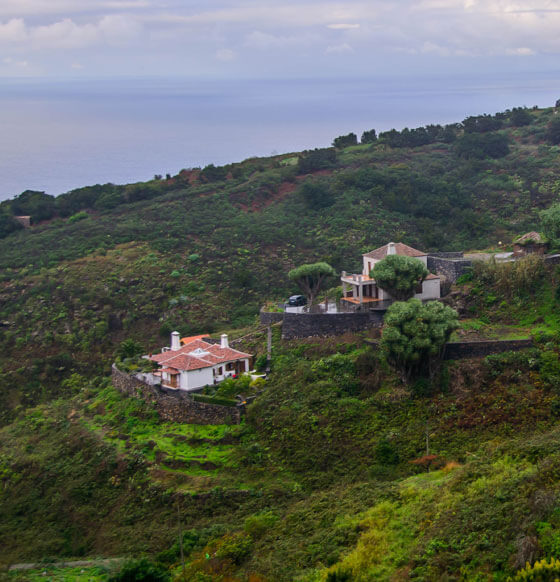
<box><xmin>2</xmin><ymin>105</ymin><xmax>560</xmax><ymax>580</ymax></box>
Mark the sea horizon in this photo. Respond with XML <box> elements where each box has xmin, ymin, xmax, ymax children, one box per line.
<box><xmin>1</xmin><ymin>72</ymin><xmax>559</xmax><ymax>202</ymax></box>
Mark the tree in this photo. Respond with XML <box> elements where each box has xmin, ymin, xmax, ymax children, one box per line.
<box><xmin>116</xmin><ymin>338</ymin><xmax>144</xmax><ymax>360</ymax></box>
<box><xmin>546</xmin><ymin>118</ymin><xmax>560</xmax><ymax>145</ymax></box>
<box><xmin>509</xmin><ymin>107</ymin><xmax>533</xmax><ymax>127</ymax></box>
<box><xmin>297</xmin><ymin>148</ymin><xmax>336</xmax><ymax>174</ymax></box>
<box><xmin>332</xmin><ymin>133</ymin><xmax>358</xmax><ymax>149</ymax></box>
<box><xmin>462</xmin><ymin>114</ymin><xmax>503</xmax><ymax>133</ymax></box>
<box><xmin>381</xmin><ymin>299</ymin><xmax>459</xmax><ymax>382</ymax></box>
<box><xmin>454</xmin><ymin>132</ymin><xmax>509</xmax><ymax>159</ymax></box>
<box><xmin>540</xmin><ymin>202</ymin><xmax>560</xmax><ymax>246</ymax></box>
<box><xmin>361</xmin><ymin>129</ymin><xmax>377</xmax><ymax>144</ymax></box>
<box><xmin>299</xmin><ymin>179</ymin><xmax>334</xmax><ymax>210</ymax></box>
<box><xmin>371</xmin><ymin>255</ymin><xmax>429</xmax><ymax>301</ymax></box>
<box><xmin>10</xmin><ymin>190</ymin><xmax>56</xmax><ymax>223</ymax></box>
<box><xmin>288</xmin><ymin>262</ymin><xmax>336</xmax><ymax>304</ymax></box>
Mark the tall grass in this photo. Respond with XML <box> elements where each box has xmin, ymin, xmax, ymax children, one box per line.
<box><xmin>472</xmin><ymin>254</ymin><xmax>546</xmax><ymax>299</ymax></box>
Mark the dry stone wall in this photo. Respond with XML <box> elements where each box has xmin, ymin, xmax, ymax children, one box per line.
<box><xmin>281</xmin><ymin>311</ymin><xmax>385</xmax><ymax>339</ymax></box>
<box><xmin>427</xmin><ymin>254</ymin><xmax>472</xmax><ymax>283</ymax></box>
<box><xmin>111</xmin><ymin>365</ymin><xmax>241</xmax><ymax>425</ymax></box>
<box><xmin>443</xmin><ymin>339</ymin><xmax>533</xmax><ymax>359</ymax></box>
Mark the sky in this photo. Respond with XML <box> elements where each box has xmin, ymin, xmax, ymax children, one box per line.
<box><xmin>1</xmin><ymin>0</ymin><xmax>560</xmax><ymax>79</ymax></box>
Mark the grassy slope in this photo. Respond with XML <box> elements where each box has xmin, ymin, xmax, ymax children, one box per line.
<box><xmin>2</xmin><ymin>107</ymin><xmax>560</xmax><ymax>580</ymax></box>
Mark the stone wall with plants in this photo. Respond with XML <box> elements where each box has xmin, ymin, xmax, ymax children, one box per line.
<box><xmin>111</xmin><ymin>365</ymin><xmax>242</xmax><ymax>425</ymax></box>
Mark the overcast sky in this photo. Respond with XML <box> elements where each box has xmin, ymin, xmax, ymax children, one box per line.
<box><xmin>1</xmin><ymin>0</ymin><xmax>560</xmax><ymax>79</ymax></box>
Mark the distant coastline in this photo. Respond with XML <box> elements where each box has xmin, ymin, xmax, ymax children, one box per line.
<box><xmin>1</xmin><ymin>73</ymin><xmax>559</xmax><ymax>201</ymax></box>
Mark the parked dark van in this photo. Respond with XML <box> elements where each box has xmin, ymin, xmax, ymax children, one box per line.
<box><xmin>287</xmin><ymin>295</ymin><xmax>307</xmax><ymax>306</ymax></box>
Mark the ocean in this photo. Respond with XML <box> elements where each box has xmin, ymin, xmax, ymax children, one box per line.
<box><xmin>1</xmin><ymin>73</ymin><xmax>559</xmax><ymax>201</ymax></box>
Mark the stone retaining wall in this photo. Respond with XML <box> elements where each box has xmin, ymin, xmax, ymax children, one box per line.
<box><xmin>427</xmin><ymin>256</ymin><xmax>472</xmax><ymax>283</ymax></box>
<box><xmin>443</xmin><ymin>339</ymin><xmax>533</xmax><ymax>359</ymax></box>
<box><xmin>282</xmin><ymin>311</ymin><xmax>385</xmax><ymax>339</ymax></box>
<box><xmin>111</xmin><ymin>365</ymin><xmax>241</xmax><ymax>425</ymax></box>
<box><xmin>259</xmin><ymin>310</ymin><xmax>284</xmax><ymax>325</ymax></box>
<box><xmin>428</xmin><ymin>252</ymin><xmax>465</xmax><ymax>259</ymax></box>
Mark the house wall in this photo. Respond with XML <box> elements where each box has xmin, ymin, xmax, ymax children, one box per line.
<box><xmin>415</xmin><ymin>278</ymin><xmax>440</xmax><ymax>300</ymax></box>
<box><xmin>180</xmin><ymin>367</ymin><xmax>214</xmax><ymax>391</ymax></box>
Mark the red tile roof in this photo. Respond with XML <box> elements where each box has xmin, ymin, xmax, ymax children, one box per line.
<box><xmin>363</xmin><ymin>242</ymin><xmax>426</xmax><ymax>260</ymax></box>
<box><xmin>149</xmin><ymin>338</ymin><xmax>252</xmax><ymax>373</ymax></box>
<box><xmin>180</xmin><ymin>334</ymin><xmax>210</xmax><ymax>344</ymax></box>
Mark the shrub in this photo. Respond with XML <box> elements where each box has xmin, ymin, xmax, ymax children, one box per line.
<box><xmin>545</xmin><ymin>118</ymin><xmax>560</xmax><ymax>145</ymax></box>
<box><xmin>508</xmin><ymin>557</ymin><xmax>560</xmax><ymax>581</ymax></box>
<box><xmin>68</xmin><ymin>211</ymin><xmax>89</xmax><ymax>223</ymax></box>
<box><xmin>471</xmin><ymin>255</ymin><xmax>546</xmax><ymax>300</ymax></box>
<box><xmin>244</xmin><ymin>512</ymin><xmax>278</xmax><ymax>539</ymax></box>
<box><xmin>108</xmin><ymin>558</ymin><xmax>170</xmax><ymax>582</ymax></box>
<box><xmin>333</xmin><ymin>133</ymin><xmax>358</xmax><ymax>149</ymax></box>
<box><xmin>455</xmin><ymin>132</ymin><xmax>510</xmax><ymax>159</ymax></box>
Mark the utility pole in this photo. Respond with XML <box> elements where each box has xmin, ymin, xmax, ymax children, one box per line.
<box><xmin>266</xmin><ymin>325</ymin><xmax>272</xmax><ymax>375</ymax></box>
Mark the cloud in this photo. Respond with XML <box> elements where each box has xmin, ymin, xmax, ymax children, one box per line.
<box><xmin>245</xmin><ymin>30</ymin><xmax>317</xmax><ymax>49</ymax></box>
<box><xmin>0</xmin><ymin>14</ymin><xmax>143</xmax><ymax>49</ymax></box>
<box><xmin>327</xmin><ymin>23</ymin><xmax>360</xmax><ymax>30</ymax></box>
<box><xmin>3</xmin><ymin>56</ymin><xmax>29</xmax><ymax>67</ymax></box>
<box><xmin>216</xmin><ymin>48</ymin><xmax>235</xmax><ymax>61</ymax></box>
<box><xmin>0</xmin><ymin>0</ymin><xmax>150</xmax><ymax>17</ymax></box>
<box><xmin>325</xmin><ymin>42</ymin><xmax>354</xmax><ymax>54</ymax></box>
<box><xmin>506</xmin><ymin>47</ymin><xmax>536</xmax><ymax>55</ymax></box>
<box><xmin>0</xmin><ymin>18</ymin><xmax>27</xmax><ymax>42</ymax></box>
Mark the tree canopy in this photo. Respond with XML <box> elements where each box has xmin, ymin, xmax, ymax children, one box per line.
<box><xmin>381</xmin><ymin>299</ymin><xmax>459</xmax><ymax>382</ymax></box>
<box><xmin>454</xmin><ymin>132</ymin><xmax>510</xmax><ymax>159</ymax></box>
<box><xmin>332</xmin><ymin>133</ymin><xmax>358</xmax><ymax>149</ymax></box>
<box><xmin>371</xmin><ymin>255</ymin><xmax>429</xmax><ymax>301</ymax></box>
<box><xmin>288</xmin><ymin>262</ymin><xmax>336</xmax><ymax>304</ymax></box>
<box><xmin>546</xmin><ymin>118</ymin><xmax>560</xmax><ymax>145</ymax></box>
<box><xmin>540</xmin><ymin>203</ymin><xmax>560</xmax><ymax>246</ymax></box>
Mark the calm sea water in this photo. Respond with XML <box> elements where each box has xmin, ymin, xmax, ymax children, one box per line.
<box><xmin>1</xmin><ymin>73</ymin><xmax>559</xmax><ymax>201</ymax></box>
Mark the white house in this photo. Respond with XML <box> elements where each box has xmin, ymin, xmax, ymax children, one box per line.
<box><xmin>341</xmin><ymin>242</ymin><xmax>440</xmax><ymax>305</ymax></box>
<box><xmin>147</xmin><ymin>332</ymin><xmax>252</xmax><ymax>392</ymax></box>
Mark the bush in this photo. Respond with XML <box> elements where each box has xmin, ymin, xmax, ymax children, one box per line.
<box><xmin>298</xmin><ymin>179</ymin><xmax>335</xmax><ymax>210</ymax></box>
<box><xmin>471</xmin><ymin>255</ymin><xmax>546</xmax><ymax>299</ymax></box>
<box><xmin>297</xmin><ymin>148</ymin><xmax>336</xmax><ymax>174</ymax></box>
<box><xmin>244</xmin><ymin>512</ymin><xmax>278</xmax><ymax>539</ymax></box>
<box><xmin>508</xmin><ymin>557</ymin><xmax>560</xmax><ymax>581</ymax></box>
<box><xmin>545</xmin><ymin>118</ymin><xmax>560</xmax><ymax>145</ymax></box>
<box><xmin>333</xmin><ymin>133</ymin><xmax>358</xmax><ymax>149</ymax></box>
<box><xmin>108</xmin><ymin>558</ymin><xmax>170</xmax><ymax>582</ymax></box>
<box><xmin>455</xmin><ymin>132</ymin><xmax>510</xmax><ymax>159</ymax></box>
<box><xmin>68</xmin><ymin>211</ymin><xmax>89</xmax><ymax>223</ymax></box>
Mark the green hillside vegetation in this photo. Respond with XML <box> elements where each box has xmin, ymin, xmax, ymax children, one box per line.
<box><xmin>3</xmin><ymin>104</ymin><xmax>560</xmax><ymax>580</ymax></box>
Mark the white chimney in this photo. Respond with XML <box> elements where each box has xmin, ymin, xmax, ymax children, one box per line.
<box><xmin>220</xmin><ymin>334</ymin><xmax>229</xmax><ymax>349</ymax></box>
<box><xmin>388</xmin><ymin>242</ymin><xmax>396</xmax><ymax>255</ymax></box>
<box><xmin>171</xmin><ymin>331</ymin><xmax>181</xmax><ymax>351</ymax></box>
